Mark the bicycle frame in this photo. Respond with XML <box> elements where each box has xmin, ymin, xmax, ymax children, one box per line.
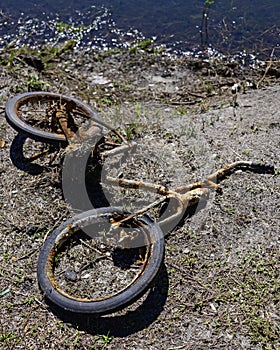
<box><xmin>55</xmin><ymin>104</ymin><xmax>275</xmax><ymax>228</ymax></box>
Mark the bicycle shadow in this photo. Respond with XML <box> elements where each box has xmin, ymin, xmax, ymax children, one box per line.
<box><xmin>10</xmin><ymin>133</ymin><xmax>46</xmax><ymax>175</ymax></box>
<box><xmin>45</xmin><ymin>263</ymin><xmax>169</xmax><ymax>337</ymax></box>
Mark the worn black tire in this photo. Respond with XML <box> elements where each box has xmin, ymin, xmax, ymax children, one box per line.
<box><xmin>37</xmin><ymin>207</ymin><xmax>165</xmax><ymax>315</ymax></box>
<box><xmin>5</xmin><ymin>91</ymin><xmax>99</xmax><ymax>145</ymax></box>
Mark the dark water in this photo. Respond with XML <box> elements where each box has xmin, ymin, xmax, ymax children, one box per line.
<box><xmin>0</xmin><ymin>0</ymin><xmax>279</xmax><ymax>59</ymax></box>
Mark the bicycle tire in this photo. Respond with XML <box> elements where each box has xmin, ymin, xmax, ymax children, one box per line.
<box><xmin>37</xmin><ymin>207</ymin><xmax>165</xmax><ymax>314</ymax></box>
<box><xmin>5</xmin><ymin>91</ymin><xmax>99</xmax><ymax>144</ymax></box>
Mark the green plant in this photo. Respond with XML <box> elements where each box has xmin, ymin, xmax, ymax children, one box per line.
<box><xmin>7</xmin><ymin>50</ymin><xmax>15</xmax><ymax>67</ymax></box>
<box><xmin>124</xmin><ymin>123</ymin><xmax>142</xmax><ymax>140</ymax></box>
<box><xmin>56</xmin><ymin>21</ymin><xmax>85</xmax><ymax>34</ymax></box>
<box><xmin>177</xmin><ymin>107</ymin><xmax>187</xmax><ymax>115</ymax></box>
<box><xmin>100</xmin><ymin>97</ymin><xmax>113</xmax><ymax>106</ymax></box>
<box><xmin>200</xmin><ymin>0</ymin><xmax>215</xmax><ymax>51</ymax></box>
<box><xmin>0</xmin><ymin>331</ymin><xmax>15</xmax><ymax>343</ymax></box>
<box><xmin>205</xmin><ymin>81</ymin><xmax>213</xmax><ymax>94</ymax></box>
<box><xmin>229</xmin><ymin>124</ymin><xmax>237</xmax><ymax>136</ymax></box>
<box><xmin>54</xmin><ymin>253</ymin><xmax>62</xmax><ymax>264</ymax></box>
<box><xmin>6</xmin><ymin>302</ymin><xmax>13</xmax><ymax>309</ymax></box>
<box><xmin>251</xmin><ymin>124</ymin><xmax>259</xmax><ymax>133</ymax></box>
<box><xmin>22</xmin><ymin>296</ymin><xmax>35</xmax><ymax>305</ymax></box>
<box><xmin>3</xmin><ymin>252</ymin><xmax>9</xmax><ymax>260</ymax></box>
<box><xmin>129</xmin><ymin>39</ymin><xmax>153</xmax><ymax>54</ymax></box>
<box><xmin>135</xmin><ymin>101</ymin><xmax>141</xmax><ymax>118</ymax></box>
<box><xmin>98</xmin><ymin>332</ymin><xmax>114</xmax><ymax>349</ymax></box>
<box><xmin>242</xmin><ymin>150</ymin><xmax>250</xmax><ymax>156</ymax></box>
<box><xmin>27</xmin><ymin>74</ymin><xmax>49</xmax><ymax>91</ymax></box>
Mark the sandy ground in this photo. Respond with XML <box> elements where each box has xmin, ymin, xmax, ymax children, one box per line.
<box><xmin>0</xmin><ymin>46</ymin><xmax>279</xmax><ymax>349</ymax></box>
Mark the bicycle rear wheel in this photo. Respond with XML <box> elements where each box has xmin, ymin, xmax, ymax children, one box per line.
<box><xmin>5</xmin><ymin>91</ymin><xmax>99</xmax><ymax>145</ymax></box>
<box><xmin>37</xmin><ymin>207</ymin><xmax>165</xmax><ymax>314</ymax></box>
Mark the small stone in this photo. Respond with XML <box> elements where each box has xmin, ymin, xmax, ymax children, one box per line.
<box><xmin>64</xmin><ymin>269</ymin><xmax>78</xmax><ymax>282</ymax></box>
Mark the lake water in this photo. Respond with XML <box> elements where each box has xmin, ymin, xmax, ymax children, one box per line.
<box><xmin>0</xmin><ymin>0</ymin><xmax>279</xmax><ymax>60</ymax></box>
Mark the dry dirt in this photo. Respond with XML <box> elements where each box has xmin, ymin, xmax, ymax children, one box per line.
<box><xmin>0</xmin><ymin>44</ymin><xmax>279</xmax><ymax>349</ymax></box>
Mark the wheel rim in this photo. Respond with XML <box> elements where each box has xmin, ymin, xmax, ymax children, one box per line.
<box><xmin>6</xmin><ymin>92</ymin><xmax>98</xmax><ymax>143</ymax></box>
<box><xmin>38</xmin><ymin>208</ymin><xmax>164</xmax><ymax>313</ymax></box>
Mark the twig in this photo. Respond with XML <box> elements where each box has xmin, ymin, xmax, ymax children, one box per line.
<box><xmin>16</xmin><ymin>249</ymin><xmax>37</xmax><ymax>261</ymax></box>
<box><xmin>100</xmin><ymin>142</ymin><xmax>137</xmax><ymax>158</ymax></box>
<box><xmin>227</xmin><ymin>146</ymin><xmax>243</xmax><ymax>160</ymax></box>
<box><xmin>256</xmin><ymin>47</ymin><xmax>275</xmax><ymax>88</ymax></box>
<box><xmin>78</xmin><ymin>238</ymin><xmax>103</xmax><ymax>255</ymax></box>
<box><xmin>115</xmin><ymin>196</ymin><xmax>170</xmax><ymax>224</ymax></box>
<box><xmin>27</xmin><ymin>148</ymin><xmax>51</xmax><ymax>162</ymax></box>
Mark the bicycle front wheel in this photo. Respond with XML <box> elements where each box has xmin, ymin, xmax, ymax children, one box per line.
<box><xmin>37</xmin><ymin>207</ymin><xmax>165</xmax><ymax>314</ymax></box>
<box><xmin>5</xmin><ymin>91</ymin><xmax>99</xmax><ymax>145</ymax></box>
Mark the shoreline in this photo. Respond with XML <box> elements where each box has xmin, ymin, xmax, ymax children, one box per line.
<box><xmin>0</xmin><ymin>41</ymin><xmax>279</xmax><ymax>112</ymax></box>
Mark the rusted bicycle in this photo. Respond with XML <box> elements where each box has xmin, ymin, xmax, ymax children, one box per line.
<box><xmin>5</xmin><ymin>91</ymin><xmax>275</xmax><ymax>315</ymax></box>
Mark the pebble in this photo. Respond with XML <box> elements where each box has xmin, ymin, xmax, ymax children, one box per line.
<box><xmin>64</xmin><ymin>269</ymin><xmax>78</xmax><ymax>282</ymax></box>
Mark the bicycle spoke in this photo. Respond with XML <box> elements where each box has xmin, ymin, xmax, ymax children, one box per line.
<box><xmin>6</xmin><ymin>92</ymin><xmax>100</xmax><ymax>144</ymax></box>
<box><xmin>49</xmin><ymin>218</ymin><xmax>151</xmax><ymax>300</ymax></box>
